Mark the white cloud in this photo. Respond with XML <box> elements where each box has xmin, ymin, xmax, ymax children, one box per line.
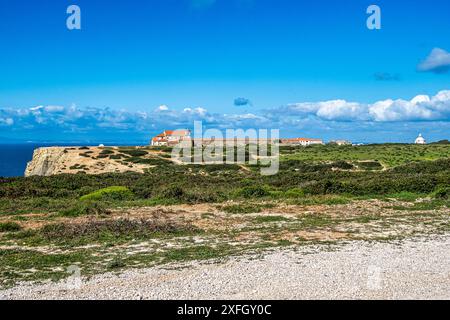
<box><xmin>0</xmin><ymin>117</ymin><xmax>14</xmax><ymax>126</ymax></box>
<box><xmin>156</xmin><ymin>105</ymin><xmax>169</xmax><ymax>112</ymax></box>
<box><xmin>183</xmin><ymin>107</ymin><xmax>207</xmax><ymax>115</ymax></box>
<box><xmin>417</xmin><ymin>48</ymin><xmax>450</xmax><ymax>74</ymax></box>
<box><xmin>44</xmin><ymin>105</ymin><xmax>65</xmax><ymax>112</ymax></box>
<box><xmin>0</xmin><ymin>90</ymin><xmax>449</xmax><ymax>141</ymax></box>
<box><xmin>283</xmin><ymin>90</ymin><xmax>450</xmax><ymax>122</ymax></box>
<box><xmin>29</xmin><ymin>105</ymin><xmax>44</xmax><ymax>111</ymax></box>
<box><xmin>369</xmin><ymin>98</ymin><xmax>436</xmax><ymax>122</ymax></box>
<box><xmin>194</xmin><ymin>107</ymin><xmax>207</xmax><ymax>116</ymax></box>
<box><xmin>315</xmin><ymin>100</ymin><xmax>368</xmax><ymax>121</ymax></box>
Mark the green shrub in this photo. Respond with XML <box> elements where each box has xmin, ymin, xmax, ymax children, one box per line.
<box><xmin>331</xmin><ymin>161</ymin><xmax>355</xmax><ymax>170</ymax></box>
<box><xmin>160</xmin><ymin>185</ymin><xmax>185</xmax><ymax>200</ymax></box>
<box><xmin>80</xmin><ymin>186</ymin><xmax>134</xmax><ymax>201</ymax></box>
<box><xmin>237</xmin><ymin>185</ymin><xmax>271</xmax><ymax>198</ymax></box>
<box><xmin>431</xmin><ymin>186</ymin><xmax>450</xmax><ymax>199</ymax></box>
<box><xmin>0</xmin><ymin>222</ymin><xmax>22</xmax><ymax>233</ymax></box>
<box><xmin>99</xmin><ymin>149</ymin><xmax>115</xmax><ymax>155</ymax></box>
<box><xmin>80</xmin><ymin>151</ymin><xmax>94</xmax><ymax>158</ymax></box>
<box><xmin>125</xmin><ymin>157</ymin><xmax>171</xmax><ymax>165</ymax></box>
<box><xmin>221</xmin><ymin>204</ymin><xmax>262</xmax><ymax>214</ymax></box>
<box><xmin>356</xmin><ymin>161</ymin><xmax>383</xmax><ymax>171</ymax></box>
<box><xmin>109</xmin><ymin>154</ymin><xmax>127</xmax><ymax>160</ymax></box>
<box><xmin>182</xmin><ymin>191</ymin><xmax>223</xmax><ymax>204</ymax></box>
<box><xmin>107</xmin><ymin>258</ymin><xmax>126</xmax><ymax>269</ymax></box>
<box><xmin>157</xmin><ymin>185</ymin><xmax>223</xmax><ymax>204</ymax></box>
<box><xmin>285</xmin><ymin>188</ymin><xmax>305</xmax><ymax>198</ymax></box>
<box><xmin>69</xmin><ymin>164</ymin><xmax>87</xmax><ymax>170</ymax></box>
<box><xmin>60</xmin><ymin>202</ymin><xmax>111</xmax><ymax>217</ymax></box>
<box><xmin>121</xmin><ymin>149</ymin><xmax>148</xmax><ymax>157</ymax></box>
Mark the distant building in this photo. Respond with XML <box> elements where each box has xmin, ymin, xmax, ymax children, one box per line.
<box><xmin>151</xmin><ymin>130</ymin><xmax>191</xmax><ymax>146</ymax></box>
<box><xmin>150</xmin><ymin>131</ymin><xmax>322</xmax><ymax>147</ymax></box>
<box><xmin>329</xmin><ymin>140</ymin><xmax>352</xmax><ymax>146</ymax></box>
<box><xmin>415</xmin><ymin>133</ymin><xmax>426</xmax><ymax>145</ymax></box>
<box><xmin>193</xmin><ymin>137</ymin><xmax>278</xmax><ymax>147</ymax></box>
<box><xmin>280</xmin><ymin>138</ymin><xmax>324</xmax><ymax>146</ymax></box>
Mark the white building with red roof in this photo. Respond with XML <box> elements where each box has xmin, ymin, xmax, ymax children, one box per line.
<box><xmin>151</xmin><ymin>130</ymin><xmax>191</xmax><ymax>146</ymax></box>
<box><xmin>280</xmin><ymin>137</ymin><xmax>324</xmax><ymax>146</ymax></box>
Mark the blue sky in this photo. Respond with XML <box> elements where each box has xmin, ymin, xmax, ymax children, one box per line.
<box><xmin>0</xmin><ymin>0</ymin><xmax>449</xmax><ymax>143</ymax></box>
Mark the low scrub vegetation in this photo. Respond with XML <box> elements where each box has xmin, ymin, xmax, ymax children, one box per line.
<box><xmin>59</xmin><ymin>201</ymin><xmax>110</xmax><ymax>217</ymax></box>
<box><xmin>119</xmin><ymin>149</ymin><xmax>148</xmax><ymax>157</ymax></box>
<box><xmin>220</xmin><ymin>203</ymin><xmax>275</xmax><ymax>214</ymax></box>
<box><xmin>80</xmin><ymin>186</ymin><xmax>134</xmax><ymax>201</ymax></box>
<box><xmin>432</xmin><ymin>186</ymin><xmax>449</xmax><ymax>200</ymax></box>
<box><xmin>39</xmin><ymin>218</ymin><xmax>198</xmax><ymax>241</ymax></box>
<box><xmin>0</xmin><ymin>145</ymin><xmax>448</xmax><ymax>214</ymax></box>
<box><xmin>236</xmin><ymin>185</ymin><xmax>271</xmax><ymax>198</ymax></box>
<box><xmin>0</xmin><ymin>222</ymin><xmax>22</xmax><ymax>233</ymax></box>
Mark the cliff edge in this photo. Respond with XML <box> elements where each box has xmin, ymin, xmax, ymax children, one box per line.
<box><xmin>24</xmin><ymin>146</ymin><xmax>164</xmax><ymax>177</ymax></box>
<box><xmin>25</xmin><ymin>147</ymin><xmax>68</xmax><ymax>176</ymax></box>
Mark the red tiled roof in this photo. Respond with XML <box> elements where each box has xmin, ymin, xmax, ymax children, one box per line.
<box><xmin>158</xmin><ymin>130</ymin><xmax>190</xmax><ymax>137</ymax></box>
<box><xmin>170</xmin><ymin>130</ymin><xmax>190</xmax><ymax>136</ymax></box>
<box><xmin>283</xmin><ymin>138</ymin><xmax>322</xmax><ymax>142</ymax></box>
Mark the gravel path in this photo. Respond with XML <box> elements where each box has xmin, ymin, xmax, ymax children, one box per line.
<box><xmin>2</xmin><ymin>235</ymin><xmax>449</xmax><ymax>300</ymax></box>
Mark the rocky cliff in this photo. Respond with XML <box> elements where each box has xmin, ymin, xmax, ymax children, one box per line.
<box><xmin>24</xmin><ymin>146</ymin><xmax>159</xmax><ymax>177</ymax></box>
<box><xmin>25</xmin><ymin>147</ymin><xmax>68</xmax><ymax>176</ymax></box>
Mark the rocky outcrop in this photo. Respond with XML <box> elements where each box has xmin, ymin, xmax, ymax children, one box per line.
<box><xmin>24</xmin><ymin>146</ymin><xmax>156</xmax><ymax>177</ymax></box>
<box><xmin>25</xmin><ymin>147</ymin><xmax>68</xmax><ymax>176</ymax></box>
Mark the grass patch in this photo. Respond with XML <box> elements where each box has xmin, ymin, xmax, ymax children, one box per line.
<box><xmin>161</xmin><ymin>245</ymin><xmax>233</xmax><ymax>262</ymax></box>
<box><xmin>355</xmin><ymin>161</ymin><xmax>383</xmax><ymax>171</ymax></box>
<box><xmin>299</xmin><ymin>214</ymin><xmax>335</xmax><ymax>228</ymax></box>
<box><xmin>385</xmin><ymin>192</ymin><xmax>423</xmax><ymax>202</ymax></box>
<box><xmin>124</xmin><ymin>157</ymin><xmax>171</xmax><ymax>166</ymax></box>
<box><xmin>390</xmin><ymin>199</ymin><xmax>449</xmax><ymax>211</ymax></box>
<box><xmin>59</xmin><ymin>201</ymin><xmax>111</xmax><ymax>217</ymax></box>
<box><xmin>254</xmin><ymin>215</ymin><xmax>289</xmax><ymax>223</ymax></box>
<box><xmin>38</xmin><ymin>218</ymin><xmax>199</xmax><ymax>242</ymax></box>
<box><xmin>221</xmin><ymin>203</ymin><xmax>274</xmax><ymax>214</ymax></box>
<box><xmin>0</xmin><ymin>249</ymin><xmax>95</xmax><ymax>287</ymax></box>
<box><xmin>0</xmin><ymin>222</ymin><xmax>22</xmax><ymax>233</ymax></box>
<box><xmin>288</xmin><ymin>195</ymin><xmax>351</xmax><ymax>206</ymax></box>
<box><xmin>352</xmin><ymin>215</ymin><xmax>381</xmax><ymax>223</ymax></box>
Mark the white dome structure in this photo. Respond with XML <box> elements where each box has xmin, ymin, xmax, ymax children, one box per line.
<box><xmin>415</xmin><ymin>134</ymin><xmax>426</xmax><ymax>145</ymax></box>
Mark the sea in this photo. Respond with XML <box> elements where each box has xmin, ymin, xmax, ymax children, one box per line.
<box><xmin>0</xmin><ymin>142</ymin><xmax>145</xmax><ymax>177</ymax></box>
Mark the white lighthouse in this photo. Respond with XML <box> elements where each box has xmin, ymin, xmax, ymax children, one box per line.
<box><xmin>415</xmin><ymin>133</ymin><xmax>426</xmax><ymax>145</ymax></box>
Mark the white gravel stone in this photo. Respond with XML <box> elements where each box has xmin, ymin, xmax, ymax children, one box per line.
<box><xmin>1</xmin><ymin>235</ymin><xmax>449</xmax><ymax>300</ymax></box>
